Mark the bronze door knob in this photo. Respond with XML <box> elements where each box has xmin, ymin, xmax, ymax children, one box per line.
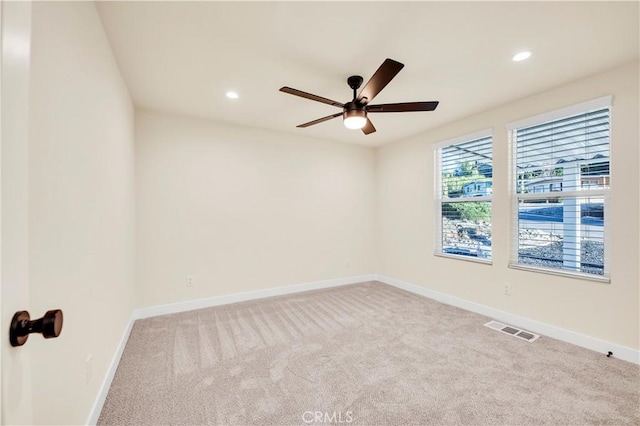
<box><xmin>10</xmin><ymin>309</ymin><xmax>63</xmax><ymax>347</ymax></box>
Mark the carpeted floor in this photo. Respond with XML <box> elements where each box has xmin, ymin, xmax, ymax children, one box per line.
<box><xmin>98</xmin><ymin>281</ymin><xmax>639</xmax><ymax>425</ymax></box>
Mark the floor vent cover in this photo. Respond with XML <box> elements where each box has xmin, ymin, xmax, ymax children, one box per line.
<box><xmin>484</xmin><ymin>320</ymin><xmax>540</xmax><ymax>342</ymax></box>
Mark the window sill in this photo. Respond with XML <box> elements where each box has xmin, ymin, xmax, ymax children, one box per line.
<box><xmin>508</xmin><ymin>263</ymin><xmax>610</xmax><ymax>283</ymax></box>
<box><xmin>435</xmin><ymin>252</ymin><xmax>492</xmax><ymax>265</ymax></box>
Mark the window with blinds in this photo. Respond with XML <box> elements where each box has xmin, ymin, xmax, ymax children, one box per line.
<box><xmin>436</xmin><ymin>133</ymin><xmax>493</xmax><ymax>261</ymax></box>
<box><xmin>510</xmin><ymin>104</ymin><xmax>610</xmax><ymax>279</ymax></box>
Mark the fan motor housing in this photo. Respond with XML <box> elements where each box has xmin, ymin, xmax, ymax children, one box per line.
<box><xmin>343</xmin><ymin>102</ymin><xmax>367</xmax><ymax>118</ymax></box>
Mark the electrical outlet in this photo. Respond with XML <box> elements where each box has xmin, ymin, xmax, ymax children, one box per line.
<box><xmin>186</xmin><ymin>275</ymin><xmax>194</xmax><ymax>287</ymax></box>
<box><xmin>503</xmin><ymin>283</ymin><xmax>512</xmax><ymax>296</ymax></box>
<box><xmin>345</xmin><ymin>258</ymin><xmax>351</xmax><ymax>268</ymax></box>
<box><xmin>85</xmin><ymin>354</ymin><xmax>93</xmax><ymax>385</ymax></box>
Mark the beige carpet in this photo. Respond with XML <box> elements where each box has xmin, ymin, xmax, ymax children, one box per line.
<box><xmin>98</xmin><ymin>281</ymin><xmax>639</xmax><ymax>425</ymax></box>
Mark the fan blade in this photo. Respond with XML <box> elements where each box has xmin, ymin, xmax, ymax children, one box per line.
<box><xmin>361</xmin><ymin>118</ymin><xmax>376</xmax><ymax>135</ymax></box>
<box><xmin>357</xmin><ymin>59</ymin><xmax>404</xmax><ymax>104</ymax></box>
<box><xmin>296</xmin><ymin>112</ymin><xmax>343</xmax><ymax>128</ymax></box>
<box><xmin>367</xmin><ymin>101</ymin><xmax>439</xmax><ymax>113</ymax></box>
<box><xmin>280</xmin><ymin>87</ymin><xmax>344</xmax><ymax>108</ymax></box>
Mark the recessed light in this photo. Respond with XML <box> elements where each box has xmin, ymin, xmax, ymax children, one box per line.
<box><xmin>226</xmin><ymin>91</ymin><xmax>239</xmax><ymax>99</ymax></box>
<box><xmin>512</xmin><ymin>51</ymin><xmax>532</xmax><ymax>62</ymax></box>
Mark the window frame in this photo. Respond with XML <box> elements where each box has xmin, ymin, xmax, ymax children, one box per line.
<box><xmin>434</xmin><ymin>128</ymin><xmax>494</xmax><ymax>264</ymax></box>
<box><xmin>506</xmin><ymin>96</ymin><xmax>612</xmax><ymax>282</ymax></box>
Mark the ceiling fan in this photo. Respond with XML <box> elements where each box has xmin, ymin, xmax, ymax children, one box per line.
<box><xmin>279</xmin><ymin>58</ymin><xmax>439</xmax><ymax>135</ymax></box>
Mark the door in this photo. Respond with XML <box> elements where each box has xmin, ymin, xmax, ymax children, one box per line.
<box><xmin>1</xmin><ymin>1</ymin><xmax>34</xmax><ymax>423</ymax></box>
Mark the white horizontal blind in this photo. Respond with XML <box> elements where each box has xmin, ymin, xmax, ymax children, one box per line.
<box><xmin>437</xmin><ymin>135</ymin><xmax>493</xmax><ymax>260</ymax></box>
<box><xmin>511</xmin><ymin>108</ymin><xmax>610</xmax><ymax>278</ymax></box>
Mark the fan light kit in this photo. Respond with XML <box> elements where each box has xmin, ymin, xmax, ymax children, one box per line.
<box><xmin>279</xmin><ymin>59</ymin><xmax>439</xmax><ymax>135</ymax></box>
<box><xmin>343</xmin><ymin>110</ymin><xmax>367</xmax><ymax>130</ymax></box>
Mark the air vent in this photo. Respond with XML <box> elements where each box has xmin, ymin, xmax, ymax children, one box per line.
<box><xmin>484</xmin><ymin>320</ymin><xmax>540</xmax><ymax>342</ymax></box>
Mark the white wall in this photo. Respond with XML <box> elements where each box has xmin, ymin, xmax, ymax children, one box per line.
<box><xmin>376</xmin><ymin>61</ymin><xmax>639</xmax><ymax>350</ymax></box>
<box><xmin>135</xmin><ymin>111</ymin><xmax>376</xmax><ymax>308</ymax></box>
<box><xmin>27</xmin><ymin>2</ymin><xmax>135</xmax><ymax>424</ymax></box>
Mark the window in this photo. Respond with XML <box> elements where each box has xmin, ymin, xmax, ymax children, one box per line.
<box><xmin>508</xmin><ymin>97</ymin><xmax>611</xmax><ymax>280</ymax></box>
<box><xmin>435</xmin><ymin>131</ymin><xmax>493</xmax><ymax>261</ymax></box>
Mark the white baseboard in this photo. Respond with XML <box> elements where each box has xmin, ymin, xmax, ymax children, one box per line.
<box><xmin>376</xmin><ymin>274</ymin><xmax>640</xmax><ymax>365</ymax></box>
<box><xmin>86</xmin><ymin>314</ymin><xmax>136</xmax><ymax>425</ymax></box>
<box><xmin>133</xmin><ymin>274</ymin><xmax>376</xmax><ymax>320</ymax></box>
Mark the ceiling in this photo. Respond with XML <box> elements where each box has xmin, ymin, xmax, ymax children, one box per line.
<box><xmin>96</xmin><ymin>1</ymin><xmax>639</xmax><ymax>147</ymax></box>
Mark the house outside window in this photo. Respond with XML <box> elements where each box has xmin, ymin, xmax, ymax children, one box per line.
<box><xmin>507</xmin><ymin>96</ymin><xmax>611</xmax><ymax>281</ymax></box>
<box><xmin>435</xmin><ymin>130</ymin><xmax>493</xmax><ymax>261</ymax></box>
